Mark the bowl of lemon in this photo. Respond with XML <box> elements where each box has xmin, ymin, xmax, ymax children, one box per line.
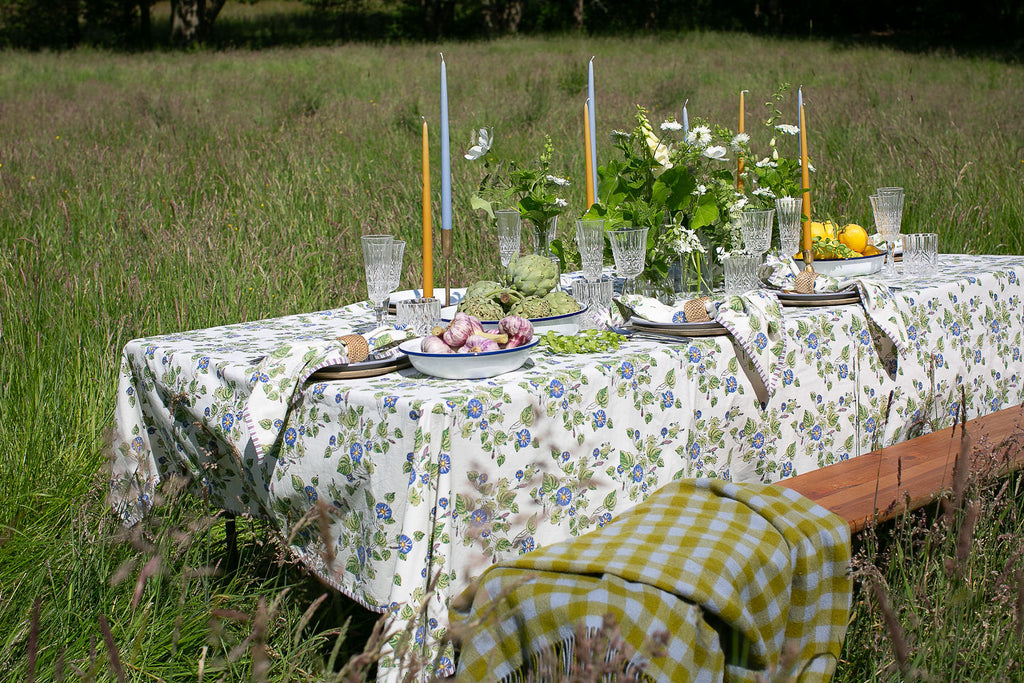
<box><xmin>797</xmin><ymin>221</ymin><xmax>886</xmax><ymax>277</ymax></box>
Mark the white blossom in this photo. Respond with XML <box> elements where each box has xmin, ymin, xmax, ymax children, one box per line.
<box><xmin>797</xmin><ymin>158</ymin><xmax>816</xmax><ymax>172</ymax></box>
<box><xmin>676</xmin><ymin>228</ymin><xmax>707</xmax><ymax>255</ymax></box>
<box><xmin>692</xmin><ymin>184</ymin><xmax>708</xmax><ymax>196</ymax></box>
<box><xmin>730</xmin><ymin>133</ymin><xmax>750</xmax><ymax>152</ymax></box>
<box><xmin>753</xmin><ymin>186</ymin><xmax>776</xmax><ymax>200</ymax></box>
<box><xmin>546</xmin><ymin>174</ymin><xmax>570</xmax><ymax>187</ymax></box>
<box><xmin>685</xmin><ymin>125</ymin><xmax>712</xmax><ymax>148</ymax></box>
<box><xmin>755</xmin><ymin>157</ymin><xmax>777</xmax><ymax>168</ymax></box>
<box><xmin>554</xmin><ymin>198</ymin><xmax>568</xmax><ymax>208</ymax></box>
<box><xmin>610</xmin><ymin>130</ymin><xmax>632</xmax><ymax>140</ymax></box>
<box><xmin>464</xmin><ymin>128</ymin><xmax>492</xmax><ymax>160</ymax></box>
<box><xmin>775</xmin><ymin>124</ymin><xmax>800</xmax><ymax>135</ymax></box>
<box><xmin>660</xmin><ymin>120</ymin><xmax>683</xmax><ymax>131</ymax></box>
<box><xmin>702</xmin><ymin>145</ymin><xmax>728</xmax><ymax>160</ymax></box>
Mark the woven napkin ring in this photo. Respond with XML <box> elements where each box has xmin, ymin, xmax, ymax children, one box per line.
<box><xmin>683</xmin><ymin>297</ymin><xmax>712</xmax><ymax>322</ymax></box>
<box><xmin>794</xmin><ymin>268</ymin><xmax>818</xmax><ymax>294</ymax></box>
<box><xmin>338</xmin><ymin>334</ymin><xmax>369</xmax><ymax>363</ymax></box>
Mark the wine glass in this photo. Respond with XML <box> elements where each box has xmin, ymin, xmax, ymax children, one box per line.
<box><xmin>575</xmin><ymin>218</ymin><xmax>606</xmax><ymax>282</ymax></box>
<box><xmin>362</xmin><ymin>235</ymin><xmax>398</xmax><ymax>327</ymax></box>
<box><xmin>494</xmin><ymin>209</ymin><xmax>522</xmax><ymax>269</ymax></box>
<box><xmin>870</xmin><ymin>191</ymin><xmax>904</xmax><ymax>276</ymax></box>
<box><xmin>775</xmin><ymin>197</ymin><xmax>801</xmax><ymax>261</ymax></box>
<box><xmin>740</xmin><ymin>208</ymin><xmax>775</xmax><ymax>266</ymax></box>
<box><xmin>607</xmin><ymin>226</ymin><xmax>649</xmax><ymax>296</ymax></box>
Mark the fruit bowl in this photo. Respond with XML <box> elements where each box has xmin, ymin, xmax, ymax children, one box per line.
<box><xmin>798</xmin><ymin>250</ymin><xmax>886</xmax><ymax>278</ymax></box>
<box><xmin>398</xmin><ymin>338</ymin><xmax>540</xmax><ymax>379</ymax></box>
<box><xmin>440</xmin><ymin>305</ymin><xmax>587</xmax><ymax>335</ymax></box>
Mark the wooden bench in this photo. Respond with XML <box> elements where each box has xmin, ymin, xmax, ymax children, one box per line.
<box><xmin>776</xmin><ymin>404</ymin><xmax>1024</xmax><ymax>532</ymax></box>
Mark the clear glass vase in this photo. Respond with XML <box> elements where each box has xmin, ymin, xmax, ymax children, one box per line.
<box><xmin>530</xmin><ymin>216</ymin><xmax>558</xmax><ymax>257</ymax></box>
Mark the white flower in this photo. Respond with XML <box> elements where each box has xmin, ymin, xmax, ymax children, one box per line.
<box><xmin>546</xmin><ymin>174</ymin><xmax>570</xmax><ymax>187</ymax></box>
<box><xmin>755</xmin><ymin>157</ymin><xmax>777</xmax><ymax>168</ymax></box>
<box><xmin>775</xmin><ymin>124</ymin><xmax>800</xmax><ymax>135</ymax></box>
<box><xmin>676</xmin><ymin>228</ymin><xmax>707</xmax><ymax>255</ymax></box>
<box><xmin>554</xmin><ymin>198</ymin><xmax>568</xmax><ymax>208</ymax></box>
<box><xmin>753</xmin><ymin>186</ymin><xmax>776</xmax><ymax>200</ymax></box>
<box><xmin>660</xmin><ymin>120</ymin><xmax>683</xmax><ymax>132</ymax></box>
<box><xmin>732</xmin><ymin>196</ymin><xmax>749</xmax><ymax>212</ymax></box>
<box><xmin>730</xmin><ymin>133</ymin><xmax>750</xmax><ymax>151</ymax></box>
<box><xmin>692</xmin><ymin>184</ymin><xmax>708</xmax><ymax>196</ymax></box>
<box><xmin>702</xmin><ymin>145</ymin><xmax>728</xmax><ymax>160</ymax></box>
<box><xmin>464</xmin><ymin>128</ymin><xmax>492</xmax><ymax>160</ymax></box>
<box><xmin>610</xmin><ymin>130</ymin><xmax>632</xmax><ymax>140</ymax></box>
<box><xmin>685</xmin><ymin>125</ymin><xmax>712</xmax><ymax>148</ymax></box>
<box><xmin>798</xmin><ymin>158</ymin><xmax>816</xmax><ymax>172</ymax></box>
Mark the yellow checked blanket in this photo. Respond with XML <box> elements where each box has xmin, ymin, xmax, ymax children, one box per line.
<box><xmin>450</xmin><ymin>479</ymin><xmax>851</xmax><ymax>682</ymax></box>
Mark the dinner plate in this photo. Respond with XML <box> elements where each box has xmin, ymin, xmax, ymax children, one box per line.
<box><xmin>307</xmin><ymin>354</ymin><xmax>410</xmax><ymax>381</ymax></box>
<box><xmin>440</xmin><ymin>305</ymin><xmax>587</xmax><ymax>335</ymax></box>
<box><xmin>628</xmin><ymin>316</ymin><xmax>729</xmax><ymax>338</ymax></box>
<box><xmin>797</xmin><ymin>251</ymin><xmax>884</xmax><ymax>278</ymax></box>
<box><xmin>777</xmin><ymin>289</ymin><xmax>861</xmax><ymax>307</ymax></box>
<box><xmin>399</xmin><ymin>337</ymin><xmax>539</xmax><ymax>379</ymax></box>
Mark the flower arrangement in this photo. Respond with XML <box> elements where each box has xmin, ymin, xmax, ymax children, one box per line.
<box><xmin>590</xmin><ymin>85</ymin><xmax>806</xmax><ymax>295</ymax></box>
<box><xmin>464</xmin><ymin>128</ymin><xmax>569</xmax><ymax>254</ymax></box>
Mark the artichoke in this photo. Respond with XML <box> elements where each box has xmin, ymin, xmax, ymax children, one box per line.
<box><xmin>464</xmin><ymin>280</ymin><xmax>503</xmax><ymax>300</ymax></box>
<box><xmin>542</xmin><ymin>290</ymin><xmax>581</xmax><ymax>316</ymax></box>
<box><xmin>507</xmin><ymin>254</ymin><xmax>559</xmax><ymax>298</ymax></box>
<box><xmin>457</xmin><ymin>296</ymin><xmax>506</xmax><ymax>322</ymax></box>
<box><xmin>509</xmin><ymin>296</ymin><xmax>552</xmax><ymax>319</ymax></box>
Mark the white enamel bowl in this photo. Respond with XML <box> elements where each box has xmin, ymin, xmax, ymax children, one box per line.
<box><xmin>440</xmin><ymin>305</ymin><xmax>587</xmax><ymax>335</ymax></box>
<box><xmin>798</xmin><ymin>251</ymin><xmax>885</xmax><ymax>278</ymax></box>
<box><xmin>398</xmin><ymin>338</ymin><xmax>540</xmax><ymax>379</ymax></box>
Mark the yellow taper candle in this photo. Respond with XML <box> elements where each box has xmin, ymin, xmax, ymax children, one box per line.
<box><xmin>584</xmin><ymin>100</ymin><xmax>595</xmax><ymax>208</ymax></box>
<box><xmin>737</xmin><ymin>90</ymin><xmax>746</xmax><ymax>192</ymax></box>
<box><xmin>422</xmin><ymin>118</ymin><xmax>433</xmax><ymax>298</ymax></box>
<box><xmin>799</xmin><ymin>97</ymin><xmax>813</xmax><ymax>255</ymax></box>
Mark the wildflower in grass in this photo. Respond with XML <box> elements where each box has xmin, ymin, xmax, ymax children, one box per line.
<box><xmin>775</xmin><ymin>123</ymin><xmax>800</xmax><ymax>135</ymax></box>
<box><xmin>702</xmin><ymin>145</ymin><xmax>728</xmax><ymax>160</ymax></box>
<box><xmin>464</xmin><ymin>128</ymin><xmax>492</xmax><ymax>160</ymax></box>
<box><xmin>545</xmin><ymin>174</ymin><xmax>569</xmax><ymax>187</ymax></box>
<box><xmin>730</xmin><ymin>132</ymin><xmax>750</xmax><ymax>150</ymax></box>
<box><xmin>686</xmin><ymin>125</ymin><xmax>712</xmax><ymax>147</ymax></box>
<box><xmin>660</xmin><ymin>119</ymin><xmax>683</xmax><ymax>131</ymax></box>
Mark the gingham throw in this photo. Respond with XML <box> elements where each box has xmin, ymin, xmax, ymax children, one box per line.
<box><xmin>450</xmin><ymin>479</ymin><xmax>851</xmax><ymax>683</ymax></box>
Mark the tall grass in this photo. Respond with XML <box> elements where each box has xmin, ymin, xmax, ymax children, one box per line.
<box><xmin>1</xmin><ymin>34</ymin><xmax>1023</xmax><ymax>680</ymax></box>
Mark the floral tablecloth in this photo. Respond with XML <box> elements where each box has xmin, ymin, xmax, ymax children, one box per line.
<box><xmin>109</xmin><ymin>254</ymin><xmax>1024</xmax><ymax>673</ymax></box>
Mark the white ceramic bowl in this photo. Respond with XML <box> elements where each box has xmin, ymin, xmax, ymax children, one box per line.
<box><xmin>398</xmin><ymin>337</ymin><xmax>540</xmax><ymax>379</ymax></box>
<box><xmin>799</xmin><ymin>251</ymin><xmax>885</xmax><ymax>278</ymax></box>
<box><xmin>440</xmin><ymin>305</ymin><xmax>587</xmax><ymax>335</ymax></box>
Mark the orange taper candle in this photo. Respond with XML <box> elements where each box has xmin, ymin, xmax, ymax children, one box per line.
<box><xmin>422</xmin><ymin>118</ymin><xmax>433</xmax><ymax>298</ymax></box>
<box><xmin>737</xmin><ymin>90</ymin><xmax>746</xmax><ymax>192</ymax></box>
<box><xmin>798</xmin><ymin>93</ymin><xmax>813</xmax><ymax>254</ymax></box>
<box><xmin>584</xmin><ymin>100</ymin><xmax>595</xmax><ymax>208</ymax></box>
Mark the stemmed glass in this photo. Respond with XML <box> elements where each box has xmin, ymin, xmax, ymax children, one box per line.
<box><xmin>494</xmin><ymin>209</ymin><xmax>521</xmax><ymax>269</ymax></box>
<box><xmin>575</xmin><ymin>218</ymin><xmax>606</xmax><ymax>282</ymax></box>
<box><xmin>740</xmin><ymin>208</ymin><xmax>775</xmax><ymax>266</ymax></box>
<box><xmin>608</xmin><ymin>226</ymin><xmax>649</xmax><ymax>295</ymax></box>
<box><xmin>775</xmin><ymin>197</ymin><xmax>802</xmax><ymax>261</ymax></box>
<box><xmin>362</xmin><ymin>235</ymin><xmax>405</xmax><ymax>327</ymax></box>
<box><xmin>870</xmin><ymin>188</ymin><xmax>904</xmax><ymax>276</ymax></box>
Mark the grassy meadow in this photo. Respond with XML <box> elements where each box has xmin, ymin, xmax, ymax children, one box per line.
<box><xmin>1</xmin><ymin>30</ymin><xmax>1024</xmax><ymax>680</ymax></box>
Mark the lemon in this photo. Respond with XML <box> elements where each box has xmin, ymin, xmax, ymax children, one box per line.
<box><xmin>809</xmin><ymin>220</ymin><xmax>837</xmax><ymax>241</ymax></box>
<box><xmin>862</xmin><ymin>244</ymin><xmax>883</xmax><ymax>256</ymax></box>
<box><xmin>838</xmin><ymin>223</ymin><xmax>868</xmax><ymax>254</ymax></box>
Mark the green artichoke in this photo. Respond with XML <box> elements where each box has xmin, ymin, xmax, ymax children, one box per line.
<box><xmin>465</xmin><ymin>280</ymin><xmax>503</xmax><ymax>300</ymax></box>
<box><xmin>507</xmin><ymin>254</ymin><xmax>559</xmax><ymax>298</ymax></box>
<box><xmin>542</xmin><ymin>290</ymin><xmax>581</xmax><ymax>315</ymax></box>
<box><xmin>509</xmin><ymin>296</ymin><xmax>552</xmax><ymax>319</ymax></box>
<box><xmin>457</xmin><ymin>296</ymin><xmax>506</xmax><ymax>322</ymax></box>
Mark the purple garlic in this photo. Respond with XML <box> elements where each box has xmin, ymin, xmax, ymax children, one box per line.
<box><xmin>442</xmin><ymin>312</ymin><xmax>483</xmax><ymax>348</ymax></box>
<box><xmin>421</xmin><ymin>335</ymin><xmax>454</xmax><ymax>354</ymax></box>
<box><xmin>459</xmin><ymin>334</ymin><xmax>500</xmax><ymax>354</ymax></box>
<box><xmin>498</xmin><ymin>315</ymin><xmax>534</xmax><ymax>348</ymax></box>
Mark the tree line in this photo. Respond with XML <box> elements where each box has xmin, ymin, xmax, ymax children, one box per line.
<box><xmin>1</xmin><ymin>0</ymin><xmax>1021</xmax><ymax>54</ymax></box>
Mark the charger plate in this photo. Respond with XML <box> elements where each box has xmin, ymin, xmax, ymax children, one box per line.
<box><xmin>629</xmin><ymin>317</ymin><xmax>729</xmax><ymax>338</ymax></box>
<box><xmin>308</xmin><ymin>354</ymin><xmax>410</xmax><ymax>381</ymax></box>
<box><xmin>777</xmin><ymin>289</ymin><xmax>861</xmax><ymax>307</ymax></box>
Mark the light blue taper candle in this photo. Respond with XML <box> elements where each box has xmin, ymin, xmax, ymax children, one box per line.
<box><xmin>682</xmin><ymin>99</ymin><xmax>689</xmax><ymax>134</ymax></box>
<box><xmin>440</xmin><ymin>54</ymin><xmax>452</xmax><ymax>232</ymax></box>
<box><xmin>587</xmin><ymin>57</ymin><xmax>598</xmax><ymax>199</ymax></box>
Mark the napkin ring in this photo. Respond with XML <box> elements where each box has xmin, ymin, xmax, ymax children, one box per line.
<box><xmin>338</xmin><ymin>334</ymin><xmax>369</xmax><ymax>363</ymax></box>
<box><xmin>683</xmin><ymin>297</ymin><xmax>712</xmax><ymax>323</ymax></box>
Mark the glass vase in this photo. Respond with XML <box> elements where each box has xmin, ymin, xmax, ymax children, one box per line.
<box><xmin>530</xmin><ymin>216</ymin><xmax>558</xmax><ymax>257</ymax></box>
